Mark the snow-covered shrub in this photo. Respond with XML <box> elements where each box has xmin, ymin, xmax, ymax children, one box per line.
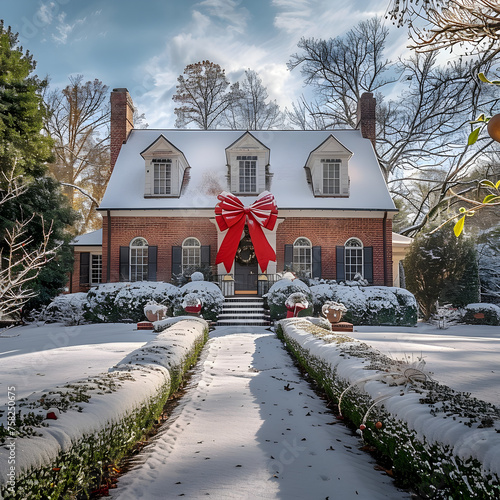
<box><xmin>190</xmin><ymin>271</ymin><xmax>204</xmax><ymax>282</ymax></box>
<box><xmin>37</xmin><ymin>293</ymin><xmax>88</xmax><ymax>325</ymax></box>
<box><xmin>277</xmin><ymin>319</ymin><xmax>500</xmax><ymax>499</ymax></box>
<box><xmin>311</xmin><ymin>284</ymin><xmax>417</xmax><ymax>326</ymax></box>
<box><xmin>477</xmin><ymin>227</ymin><xmax>500</xmax><ymax>305</ymax></box>
<box><xmin>430</xmin><ymin>305</ymin><xmax>463</xmax><ymax>328</ymax></box>
<box><xmin>461</xmin><ymin>303</ymin><xmax>500</xmax><ymax>326</ymax></box>
<box><xmin>175</xmin><ymin>281</ymin><xmax>224</xmax><ymax>322</ymax></box>
<box><xmin>265</xmin><ymin>279</ymin><xmax>313</xmax><ymax>320</ymax></box>
<box><xmin>172</xmin><ymin>264</ymin><xmax>213</xmax><ymax>287</ymax></box>
<box><xmin>85</xmin><ymin>282</ymin><xmax>179</xmax><ymax>323</ymax></box>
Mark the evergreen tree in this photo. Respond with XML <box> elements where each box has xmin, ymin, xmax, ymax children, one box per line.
<box><xmin>404</xmin><ymin>225</ymin><xmax>480</xmax><ymax>319</ymax></box>
<box><xmin>0</xmin><ymin>22</ymin><xmax>76</xmax><ymax>318</ymax></box>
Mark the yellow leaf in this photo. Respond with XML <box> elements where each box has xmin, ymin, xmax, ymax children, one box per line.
<box><xmin>454</xmin><ymin>216</ymin><xmax>465</xmax><ymax>237</ymax></box>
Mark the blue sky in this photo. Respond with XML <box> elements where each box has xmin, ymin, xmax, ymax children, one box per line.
<box><xmin>2</xmin><ymin>0</ymin><xmax>411</xmax><ymax>127</ymax></box>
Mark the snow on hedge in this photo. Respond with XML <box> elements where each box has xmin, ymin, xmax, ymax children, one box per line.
<box><xmin>0</xmin><ymin>319</ymin><xmax>208</xmax><ymax>499</ymax></box>
<box><xmin>175</xmin><ymin>280</ymin><xmax>224</xmax><ymax>322</ymax></box>
<box><xmin>278</xmin><ymin>318</ymin><xmax>500</xmax><ymax>499</ymax></box>
<box><xmin>310</xmin><ymin>283</ymin><xmax>417</xmax><ymax>326</ymax></box>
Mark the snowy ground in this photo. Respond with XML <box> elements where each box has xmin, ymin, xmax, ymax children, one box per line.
<box><xmin>0</xmin><ymin>323</ymin><xmax>151</xmax><ymax>406</ymax></box>
<box><xmin>112</xmin><ymin>327</ymin><xmax>409</xmax><ymax>500</ymax></box>
<box><xmin>352</xmin><ymin>323</ymin><xmax>500</xmax><ymax>407</ymax></box>
<box><xmin>1</xmin><ymin>321</ymin><xmax>499</xmax><ymax>498</ymax></box>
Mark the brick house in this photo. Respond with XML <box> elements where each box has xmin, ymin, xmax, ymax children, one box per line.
<box><xmin>69</xmin><ymin>88</ymin><xmax>411</xmax><ymax>295</ymax></box>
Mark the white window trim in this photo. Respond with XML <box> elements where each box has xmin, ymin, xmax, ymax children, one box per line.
<box><xmin>182</xmin><ymin>237</ymin><xmax>201</xmax><ymax>272</ymax></box>
<box><xmin>90</xmin><ymin>253</ymin><xmax>102</xmax><ymax>285</ymax></box>
<box><xmin>130</xmin><ymin>237</ymin><xmax>149</xmax><ymax>282</ymax></box>
<box><xmin>344</xmin><ymin>237</ymin><xmax>363</xmax><ymax>281</ymax></box>
<box><xmin>293</xmin><ymin>237</ymin><xmax>312</xmax><ymax>278</ymax></box>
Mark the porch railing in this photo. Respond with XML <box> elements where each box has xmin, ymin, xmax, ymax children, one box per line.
<box><xmin>214</xmin><ymin>274</ymin><xmax>280</xmax><ymax>296</ymax></box>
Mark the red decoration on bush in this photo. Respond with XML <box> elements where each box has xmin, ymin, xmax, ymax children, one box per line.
<box><xmin>185</xmin><ymin>304</ymin><xmax>202</xmax><ymax>314</ymax></box>
<box><xmin>46</xmin><ymin>411</ymin><xmax>58</xmax><ymax>420</ymax></box>
<box><xmin>286</xmin><ymin>303</ymin><xmax>307</xmax><ymax>318</ymax></box>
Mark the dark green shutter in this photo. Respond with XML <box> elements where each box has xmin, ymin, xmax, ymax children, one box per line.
<box><xmin>336</xmin><ymin>246</ymin><xmax>345</xmax><ymax>281</ymax></box>
<box><xmin>284</xmin><ymin>244</ymin><xmax>293</xmax><ymax>271</ymax></box>
<box><xmin>201</xmin><ymin>245</ymin><xmax>210</xmax><ymax>267</ymax></box>
<box><xmin>312</xmin><ymin>246</ymin><xmax>321</xmax><ymax>279</ymax></box>
<box><xmin>148</xmin><ymin>246</ymin><xmax>157</xmax><ymax>281</ymax></box>
<box><xmin>119</xmin><ymin>246</ymin><xmax>129</xmax><ymax>281</ymax></box>
<box><xmin>172</xmin><ymin>246</ymin><xmax>182</xmax><ymax>276</ymax></box>
<box><xmin>79</xmin><ymin>252</ymin><xmax>90</xmax><ymax>285</ymax></box>
<box><xmin>363</xmin><ymin>246</ymin><xmax>373</xmax><ymax>283</ymax></box>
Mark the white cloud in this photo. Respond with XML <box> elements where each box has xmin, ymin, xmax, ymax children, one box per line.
<box><xmin>133</xmin><ymin>0</ymin><xmax>411</xmax><ymax>128</ymax></box>
<box><xmin>51</xmin><ymin>13</ymin><xmax>87</xmax><ymax>45</ymax></box>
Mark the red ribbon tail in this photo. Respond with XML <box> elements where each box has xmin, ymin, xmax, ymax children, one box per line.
<box><xmin>247</xmin><ymin>217</ymin><xmax>276</xmax><ymax>273</ymax></box>
<box><xmin>215</xmin><ymin>218</ymin><xmax>245</xmax><ymax>273</ymax></box>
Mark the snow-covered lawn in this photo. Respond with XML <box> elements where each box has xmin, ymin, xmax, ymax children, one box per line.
<box><xmin>1</xmin><ymin>321</ymin><xmax>499</xmax><ymax>498</ymax></box>
<box><xmin>351</xmin><ymin>323</ymin><xmax>500</xmax><ymax>406</ymax></box>
<box><xmin>0</xmin><ymin>323</ymin><xmax>152</xmax><ymax>405</ymax></box>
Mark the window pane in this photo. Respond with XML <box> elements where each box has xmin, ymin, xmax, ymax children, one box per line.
<box><xmin>322</xmin><ymin>161</ymin><xmax>340</xmax><ymax>194</ymax></box>
<box><xmin>239</xmin><ymin>159</ymin><xmax>257</xmax><ymax>193</ymax></box>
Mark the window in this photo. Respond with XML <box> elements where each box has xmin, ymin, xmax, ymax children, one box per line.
<box><xmin>322</xmin><ymin>159</ymin><xmax>341</xmax><ymax>194</ymax></box>
<box><xmin>91</xmin><ymin>254</ymin><xmax>102</xmax><ymax>284</ymax></box>
<box><xmin>182</xmin><ymin>237</ymin><xmax>201</xmax><ymax>272</ymax></box>
<box><xmin>293</xmin><ymin>237</ymin><xmax>312</xmax><ymax>277</ymax></box>
<box><xmin>345</xmin><ymin>238</ymin><xmax>363</xmax><ymax>280</ymax></box>
<box><xmin>153</xmin><ymin>158</ymin><xmax>172</xmax><ymax>195</ymax></box>
<box><xmin>130</xmin><ymin>237</ymin><xmax>149</xmax><ymax>281</ymax></box>
<box><xmin>238</xmin><ymin>155</ymin><xmax>257</xmax><ymax>193</ymax></box>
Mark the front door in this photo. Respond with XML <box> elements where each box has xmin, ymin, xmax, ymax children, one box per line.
<box><xmin>234</xmin><ymin>227</ymin><xmax>258</xmax><ymax>293</ymax></box>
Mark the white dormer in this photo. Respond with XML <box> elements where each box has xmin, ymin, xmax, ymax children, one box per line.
<box><xmin>225</xmin><ymin>132</ymin><xmax>271</xmax><ymax>195</ymax></box>
<box><xmin>141</xmin><ymin>135</ymin><xmax>189</xmax><ymax>198</ymax></box>
<box><xmin>305</xmin><ymin>135</ymin><xmax>353</xmax><ymax>197</ymax></box>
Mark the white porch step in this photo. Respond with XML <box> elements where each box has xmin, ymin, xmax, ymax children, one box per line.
<box><xmin>217</xmin><ymin>296</ymin><xmax>270</xmax><ymax>326</ymax></box>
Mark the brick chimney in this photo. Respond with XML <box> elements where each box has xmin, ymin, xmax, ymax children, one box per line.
<box><xmin>356</xmin><ymin>92</ymin><xmax>376</xmax><ymax>148</ymax></box>
<box><xmin>110</xmin><ymin>88</ymin><xmax>134</xmax><ymax>172</ymax></box>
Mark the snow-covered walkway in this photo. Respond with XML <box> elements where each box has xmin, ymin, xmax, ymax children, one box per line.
<box><xmin>113</xmin><ymin>327</ymin><xmax>409</xmax><ymax>500</ymax></box>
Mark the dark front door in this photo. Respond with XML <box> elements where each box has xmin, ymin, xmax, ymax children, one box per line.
<box><xmin>234</xmin><ymin>227</ymin><xmax>258</xmax><ymax>292</ymax></box>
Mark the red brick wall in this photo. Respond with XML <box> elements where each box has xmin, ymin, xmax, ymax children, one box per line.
<box><xmin>69</xmin><ymin>252</ymin><xmax>92</xmax><ymax>294</ymax></box>
<box><xmin>99</xmin><ymin>214</ymin><xmax>392</xmax><ymax>287</ymax></box>
<box><xmin>102</xmin><ymin>216</ymin><xmax>218</xmax><ymax>283</ymax></box>
<box><xmin>276</xmin><ymin>216</ymin><xmax>392</xmax><ymax>285</ymax></box>
<box><xmin>110</xmin><ymin>89</ymin><xmax>134</xmax><ymax>172</ymax></box>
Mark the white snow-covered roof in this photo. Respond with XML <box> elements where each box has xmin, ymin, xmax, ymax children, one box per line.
<box><xmin>70</xmin><ymin>228</ymin><xmax>102</xmax><ymax>246</ymax></box>
<box><xmin>392</xmin><ymin>232</ymin><xmax>413</xmax><ymax>247</ymax></box>
<box><xmin>99</xmin><ymin>129</ymin><xmax>396</xmax><ymax>212</ymax></box>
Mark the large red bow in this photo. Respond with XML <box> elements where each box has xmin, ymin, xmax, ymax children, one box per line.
<box><xmin>215</xmin><ymin>191</ymin><xmax>278</xmax><ymax>273</ymax></box>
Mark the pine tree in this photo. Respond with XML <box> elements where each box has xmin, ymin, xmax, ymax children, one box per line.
<box><xmin>404</xmin><ymin>225</ymin><xmax>480</xmax><ymax>319</ymax></box>
<box><xmin>0</xmin><ymin>23</ymin><xmax>76</xmax><ymax>319</ymax></box>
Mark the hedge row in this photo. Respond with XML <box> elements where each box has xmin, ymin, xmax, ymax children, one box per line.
<box><xmin>277</xmin><ymin>318</ymin><xmax>500</xmax><ymax>499</ymax></box>
<box><xmin>0</xmin><ymin>319</ymin><xmax>209</xmax><ymax>499</ymax></box>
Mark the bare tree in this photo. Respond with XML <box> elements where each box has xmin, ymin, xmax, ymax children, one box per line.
<box><xmin>288</xmin><ymin>17</ymin><xmax>397</xmax><ymax>128</ymax></box>
<box><xmin>173</xmin><ymin>60</ymin><xmax>241</xmax><ymax>129</ymax></box>
<box><xmin>0</xmin><ymin>170</ymin><xmax>56</xmax><ymax>321</ymax></box>
<box><xmin>288</xmin><ymin>17</ymin><xmax>500</xmax><ymax>235</ymax></box>
<box><xmin>388</xmin><ymin>0</ymin><xmax>500</xmax><ymax>56</ymax></box>
<box><xmin>44</xmin><ymin>75</ymin><xmax>110</xmax><ymax>232</ymax></box>
<box><xmin>225</xmin><ymin>70</ymin><xmax>283</xmax><ymax>130</ymax></box>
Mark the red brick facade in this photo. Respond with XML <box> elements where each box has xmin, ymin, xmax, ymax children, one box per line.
<box><xmin>71</xmin><ymin>214</ymin><xmax>393</xmax><ymax>293</ymax></box>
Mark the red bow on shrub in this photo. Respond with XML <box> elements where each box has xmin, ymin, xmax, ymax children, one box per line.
<box><xmin>215</xmin><ymin>191</ymin><xmax>278</xmax><ymax>273</ymax></box>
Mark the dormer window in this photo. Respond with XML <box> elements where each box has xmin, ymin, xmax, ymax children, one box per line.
<box><xmin>238</xmin><ymin>156</ymin><xmax>257</xmax><ymax>193</ymax></box>
<box><xmin>141</xmin><ymin>135</ymin><xmax>189</xmax><ymax>198</ymax></box>
<box><xmin>226</xmin><ymin>132</ymin><xmax>271</xmax><ymax>195</ymax></box>
<box><xmin>306</xmin><ymin>135</ymin><xmax>352</xmax><ymax>197</ymax></box>
<box><xmin>321</xmin><ymin>159</ymin><xmax>341</xmax><ymax>195</ymax></box>
<box><xmin>153</xmin><ymin>159</ymin><xmax>172</xmax><ymax>195</ymax></box>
